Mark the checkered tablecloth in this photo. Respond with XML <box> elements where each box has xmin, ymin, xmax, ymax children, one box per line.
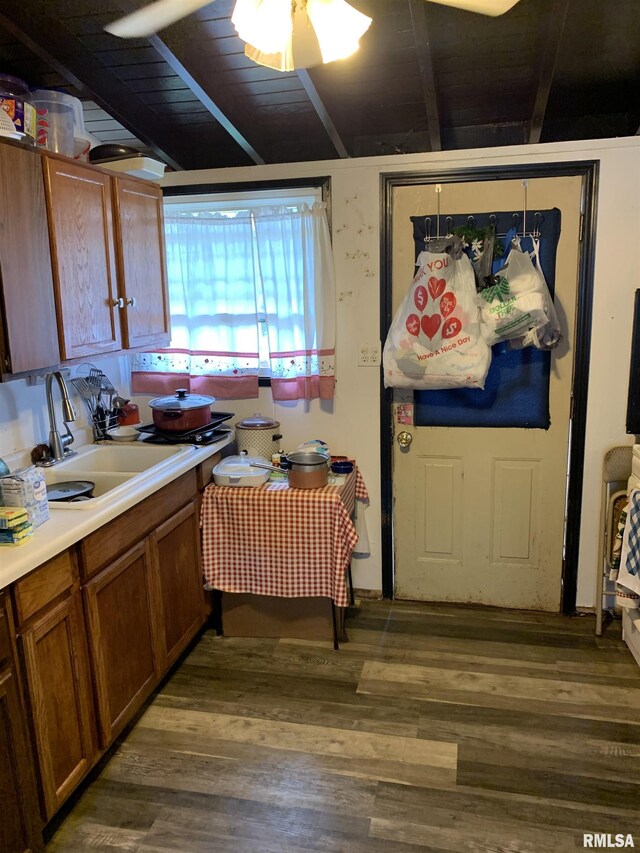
<box><xmin>201</xmin><ymin>469</ymin><xmax>369</xmax><ymax>607</ymax></box>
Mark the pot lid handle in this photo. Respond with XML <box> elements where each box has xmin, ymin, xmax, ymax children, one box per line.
<box><xmin>175</xmin><ymin>389</ymin><xmax>188</xmax><ymax>399</ymax></box>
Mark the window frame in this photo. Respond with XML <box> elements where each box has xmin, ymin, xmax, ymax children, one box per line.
<box><xmin>162</xmin><ymin>177</ymin><xmax>332</xmax><ymax>385</ymax></box>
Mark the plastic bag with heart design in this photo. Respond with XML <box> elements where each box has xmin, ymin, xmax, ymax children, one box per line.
<box><xmin>383</xmin><ymin>251</ymin><xmax>491</xmax><ymax>390</ymax></box>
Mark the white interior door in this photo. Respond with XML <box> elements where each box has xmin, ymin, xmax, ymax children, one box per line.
<box><xmin>392</xmin><ymin>176</ymin><xmax>583</xmax><ymax>611</ymax></box>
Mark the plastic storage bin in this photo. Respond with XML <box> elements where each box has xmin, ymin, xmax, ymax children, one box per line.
<box><xmin>30</xmin><ymin>89</ymin><xmax>75</xmax><ymax>157</ymax></box>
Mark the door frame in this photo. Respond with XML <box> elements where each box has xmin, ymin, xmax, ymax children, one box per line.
<box><xmin>379</xmin><ymin>160</ymin><xmax>599</xmax><ymax>614</ymax></box>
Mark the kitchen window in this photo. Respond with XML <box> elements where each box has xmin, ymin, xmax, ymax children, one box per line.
<box><xmin>131</xmin><ymin>180</ymin><xmax>336</xmax><ymax>401</ymax></box>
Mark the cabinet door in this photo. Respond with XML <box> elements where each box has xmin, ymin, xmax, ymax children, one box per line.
<box><xmin>20</xmin><ymin>594</ymin><xmax>96</xmax><ymax>820</ymax></box>
<box><xmin>0</xmin><ymin>142</ymin><xmax>58</xmax><ymax>374</ymax></box>
<box><xmin>113</xmin><ymin>177</ymin><xmax>170</xmax><ymax>350</ymax></box>
<box><xmin>43</xmin><ymin>157</ymin><xmax>122</xmax><ymax>360</ymax></box>
<box><xmin>150</xmin><ymin>500</ymin><xmax>206</xmax><ymax>673</ymax></box>
<box><xmin>83</xmin><ymin>540</ymin><xmax>159</xmax><ymax>747</ymax></box>
<box><xmin>0</xmin><ymin>667</ymin><xmax>43</xmax><ymax>853</ymax></box>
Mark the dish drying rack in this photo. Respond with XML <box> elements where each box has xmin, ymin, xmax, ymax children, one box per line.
<box><xmin>71</xmin><ymin>365</ymin><xmax>119</xmax><ymax>440</ymax></box>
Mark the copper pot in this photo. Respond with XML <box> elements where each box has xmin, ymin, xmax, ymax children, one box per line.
<box><xmin>148</xmin><ymin>389</ymin><xmax>215</xmax><ymax>433</ymax></box>
<box><xmin>283</xmin><ymin>451</ymin><xmax>330</xmax><ymax>489</ymax></box>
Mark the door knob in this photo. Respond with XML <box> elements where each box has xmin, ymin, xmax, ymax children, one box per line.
<box><xmin>397</xmin><ymin>430</ymin><xmax>413</xmax><ymax>448</ymax></box>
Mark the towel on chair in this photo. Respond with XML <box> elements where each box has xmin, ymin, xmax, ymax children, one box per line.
<box><xmin>617</xmin><ymin>488</ymin><xmax>640</xmax><ymax>608</ymax></box>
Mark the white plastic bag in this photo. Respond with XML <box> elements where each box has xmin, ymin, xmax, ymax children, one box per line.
<box><xmin>516</xmin><ymin>238</ymin><xmax>562</xmax><ymax>350</ymax></box>
<box><xmin>478</xmin><ymin>241</ymin><xmax>561</xmax><ymax>349</ymax></box>
<box><xmin>383</xmin><ymin>251</ymin><xmax>491</xmax><ymax>390</ymax></box>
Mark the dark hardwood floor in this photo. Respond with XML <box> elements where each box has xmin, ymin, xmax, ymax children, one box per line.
<box><xmin>46</xmin><ymin>601</ymin><xmax>640</xmax><ymax>852</ymax></box>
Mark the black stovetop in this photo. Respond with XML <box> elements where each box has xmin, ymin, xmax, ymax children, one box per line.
<box><xmin>137</xmin><ymin>423</ymin><xmax>233</xmax><ymax>445</ymax></box>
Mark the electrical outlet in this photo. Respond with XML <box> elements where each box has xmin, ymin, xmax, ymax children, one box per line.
<box><xmin>358</xmin><ymin>343</ymin><xmax>381</xmax><ymax>367</ymax></box>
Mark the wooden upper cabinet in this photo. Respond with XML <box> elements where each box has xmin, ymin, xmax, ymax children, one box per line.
<box><xmin>0</xmin><ymin>141</ymin><xmax>59</xmax><ymax>375</ymax></box>
<box><xmin>43</xmin><ymin>157</ymin><xmax>122</xmax><ymax>361</ymax></box>
<box><xmin>113</xmin><ymin>177</ymin><xmax>170</xmax><ymax>350</ymax></box>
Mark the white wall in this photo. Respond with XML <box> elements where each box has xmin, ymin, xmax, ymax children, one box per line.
<box><xmin>0</xmin><ymin>356</ymin><xmax>132</xmax><ymax>470</ymax></box>
<box><xmin>162</xmin><ymin>135</ymin><xmax>640</xmax><ymax>606</ymax></box>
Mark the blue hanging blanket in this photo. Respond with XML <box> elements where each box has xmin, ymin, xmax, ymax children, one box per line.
<box><xmin>410</xmin><ymin>209</ymin><xmax>561</xmax><ymax>429</ymax></box>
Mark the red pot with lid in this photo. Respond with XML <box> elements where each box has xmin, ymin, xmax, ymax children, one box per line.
<box><xmin>148</xmin><ymin>389</ymin><xmax>215</xmax><ymax>433</ymax></box>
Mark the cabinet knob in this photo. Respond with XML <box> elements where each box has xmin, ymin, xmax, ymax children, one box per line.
<box><xmin>112</xmin><ymin>297</ymin><xmax>124</xmax><ymax>309</ymax></box>
<box><xmin>125</xmin><ymin>297</ymin><xmax>136</xmax><ymax>307</ymax></box>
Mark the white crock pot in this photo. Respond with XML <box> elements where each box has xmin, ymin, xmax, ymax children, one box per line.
<box><xmin>234</xmin><ymin>413</ymin><xmax>282</xmax><ymax>459</ymax></box>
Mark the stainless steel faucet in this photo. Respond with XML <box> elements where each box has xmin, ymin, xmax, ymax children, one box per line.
<box><xmin>45</xmin><ymin>371</ymin><xmax>77</xmax><ymax>464</ymax></box>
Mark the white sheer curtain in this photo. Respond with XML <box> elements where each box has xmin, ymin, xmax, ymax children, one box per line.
<box><xmin>254</xmin><ymin>203</ymin><xmax>335</xmax><ymax>400</ymax></box>
<box><xmin>132</xmin><ymin>202</ymin><xmax>336</xmax><ymax>401</ymax></box>
<box><xmin>131</xmin><ymin>212</ymin><xmax>261</xmax><ymax>398</ymax></box>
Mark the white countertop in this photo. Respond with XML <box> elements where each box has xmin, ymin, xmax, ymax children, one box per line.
<box><xmin>0</xmin><ymin>434</ymin><xmax>232</xmax><ymax>590</ymax></box>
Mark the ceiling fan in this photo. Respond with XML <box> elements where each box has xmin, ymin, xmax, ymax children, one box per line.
<box><xmin>105</xmin><ymin>0</ymin><xmax>518</xmax><ymax>38</ymax></box>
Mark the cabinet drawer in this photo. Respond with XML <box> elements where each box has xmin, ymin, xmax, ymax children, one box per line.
<box><xmin>12</xmin><ymin>550</ymin><xmax>76</xmax><ymax>627</ymax></box>
<box><xmin>79</xmin><ymin>470</ymin><xmax>198</xmax><ymax>579</ymax></box>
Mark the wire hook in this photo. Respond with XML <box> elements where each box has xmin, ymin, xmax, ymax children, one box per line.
<box><xmin>445</xmin><ymin>216</ymin><xmax>453</xmax><ymax>237</ymax></box>
<box><xmin>424</xmin><ymin>217</ymin><xmax>432</xmax><ymax>244</ymax></box>
<box><xmin>533</xmin><ymin>212</ymin><xmax>542</xmax><ymax>239</ymax></box>
<box><xmin>522</xmin><ymin>179</ymin><xmax>529</xmax><ymax>236</ymax></box>
<box><xmin>435</xmin><ymin>184</ymin><xmax>442</xmax><ymax>239</ymax></box>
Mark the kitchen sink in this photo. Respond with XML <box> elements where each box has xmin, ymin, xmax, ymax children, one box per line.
<box><xmin>43</xmin><ymin>443</ymin><xmax>196</xmax><ymax>509</ymax></box>
<box><xmin>45</xmin><ymin>469</ymin><xmax>135</xmax><ymax>498</ymax></box>
<box><xmin>46</xmin><ymin>443</ymin><xmax>192</xmax><ymax>474</ymax></box>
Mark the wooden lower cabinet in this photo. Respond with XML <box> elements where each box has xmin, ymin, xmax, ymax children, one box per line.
<box><xmin>5</xmin><ymin>474</ymin><xmax>210</xmax><ymax>834</ymax></box>
<box><xmin>0</xmin><ymin>593</ymin><xmax>43</xmax><ymax>853</ymax></box>
<box><xmin>19</xmin><ymin>592</ymin><xmax>96</xmax><ymax>821</ymax></box>
<box><xmin>0</xmin><ymin>668</ymin><xmax>42</xmax><ymax>853</ymax></box>
<box><xmin>83</xmin><ymin>539</ymin><xmax>160</xmax><ymax>747</ymax></box>
<box><xmin>150</xmin><ymin>499</ymin><xmax>205</xmax><ymax>673</ymax></box>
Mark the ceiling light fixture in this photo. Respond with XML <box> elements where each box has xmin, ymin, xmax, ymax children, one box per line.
<box><xmin>231</xmin><ymin>0</ymin><xmax>373</xmax><ymax>72</ymax></box>
<box><xmin>104</xmin><ymin>0</ymin><xmax>521</xmax><ymax>48</ymax></box>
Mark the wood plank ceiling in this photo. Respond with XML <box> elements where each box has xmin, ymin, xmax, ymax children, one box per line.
<box><xmin>0</xmin><ymin>0</ymin><xmax>638</xmax><ymax>171</ymax></box>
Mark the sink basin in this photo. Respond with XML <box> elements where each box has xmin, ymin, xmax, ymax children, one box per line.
<box><xmin>45</xmin><ymin>469</ymin><xmax>135</xmax><ymax>499</ymax></box>
<box><xmin>48</xmin><ymin>443</ymin><xmax>191</xmax><ymax>474</ymax></box>
<box><xmin>43</xmin><ymin>443</ymin><xmax>196</xmax><ymax>509</ymax></box>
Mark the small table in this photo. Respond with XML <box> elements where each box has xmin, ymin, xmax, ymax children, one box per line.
<box><xmin>200</xmin><ymin>468</ymin><xmax>368</xmax><ymax>647</ymax></box>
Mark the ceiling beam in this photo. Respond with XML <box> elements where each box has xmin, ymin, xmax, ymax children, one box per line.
<box><xmin>114</xmin><ymin>1</ymin><xmax>265</xmax><ymax>165</ymax></box>
<box><xmin>0</xmin><ymin>1</ymin><xmax>188</xmax><ymax>170</ymax></box>
<box><xmin>408</xmin><ymin>0</ymin><xmax>441</xmax><ymax>153</ymax></box>
<box><xmin>528</xmin><ymin>0</ymin><xmax>570</xmax><ymax>145</ymax></box>
<box><xmin>296</xmin><ymin>70</ymin><xmax>349</xmax><ymax>159</ymax></box>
